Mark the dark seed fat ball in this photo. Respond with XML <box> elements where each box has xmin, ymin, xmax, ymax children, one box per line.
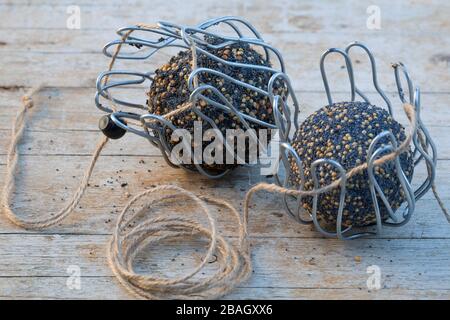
<box><xmin>290</xmin><ymin>101</ymin><xmax>414</xmax><ymax>228</ymax></box>
<box><xmin>147</xmin><ymin>37</ymin><xmax>286</xmax><ymax>173</ymax></box>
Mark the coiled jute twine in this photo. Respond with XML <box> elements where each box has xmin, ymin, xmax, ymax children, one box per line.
<box><xmin>1</xmin><ymin>24</ymin><xmax>448</xmax><ymax>299</ymax></box>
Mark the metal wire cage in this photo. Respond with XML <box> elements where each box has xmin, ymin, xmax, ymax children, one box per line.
<box><xmin>271</xmin><ymin>41</ymin><xmax>437</xmax><ymax>239</ymax></box>
<box><xmin>94</xmin><ymin>16</ymin><xmax>287</xmax><ymax>179</ymax></box>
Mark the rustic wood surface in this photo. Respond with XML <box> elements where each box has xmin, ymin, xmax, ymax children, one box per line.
<box><xmin>0</xmin><ymin>0</ymin><xmax>449</xmax><ymax>300</ymax></box>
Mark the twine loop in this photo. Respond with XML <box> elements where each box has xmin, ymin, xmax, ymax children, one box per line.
<box><xmin>109</xmin><ymin>185</ymin><xmax>251</xmax><ymax>299</ymax></box>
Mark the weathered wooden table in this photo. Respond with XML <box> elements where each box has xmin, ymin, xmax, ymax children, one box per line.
<box><xmin>0</xmin><ymin>0</ymin><xmax>449</xmax><ymax>299</ymax></box>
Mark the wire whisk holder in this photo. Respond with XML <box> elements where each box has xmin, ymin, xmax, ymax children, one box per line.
<box><xmin>271</xmin><ymin>42</ymin><xmax>437</xmax><ymax>239</ymax></box>
<box><xmin>95</xmin><ymin>17</ymin><xmax>287</xmax><ymax>179</ymax></box>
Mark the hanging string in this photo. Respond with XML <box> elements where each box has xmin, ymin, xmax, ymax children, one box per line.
<box><xmin>1</xmin><ymin>85</ymin><xmax>109</xmax><ymax>229</ymax></box>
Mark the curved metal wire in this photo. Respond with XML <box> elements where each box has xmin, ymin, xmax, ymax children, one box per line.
<box><xmin>393</xmin><ymin>63</ymin><xmax>437</xmax><ymax>200</ymax></box>
<box><xmin>95</xmin><ymin>17</ymin><xmax>286</xmax><ymax>178</ymax></box>
<box><xmin>320</xmin><ymin>48</ymin><xmax>356</xmax><ymax>106</ymax></box>
<box><xmin>345</xmin><ymin>41</ymin><xmax>393</xmax><ymax>115</ymax></box>
<box><xmin>279</xmin><ymin>142</ymin><xmax>312</xmax><ymax>224</ymax></box>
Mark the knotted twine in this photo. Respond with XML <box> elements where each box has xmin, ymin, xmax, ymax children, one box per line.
<box><xmin>1</xmin><ymin>23</ymin><xmax>448</xmax><ymax>299</ymax></box>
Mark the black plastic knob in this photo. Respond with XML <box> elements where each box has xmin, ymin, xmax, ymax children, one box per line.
<box><xmin>99</xmin><ymin>115</ymin><xmax>126</xmax><ymax>139</ymax></box>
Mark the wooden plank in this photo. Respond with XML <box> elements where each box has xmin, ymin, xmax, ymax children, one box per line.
<box><xmin>1</xmin><ymin>88</ymin><xmax>450</xmax><ymax>127</ymax></box>
<box><xmin>0</xmin><ymin>89</ymin><xmax>449</xmax><ymax>162</ymax></box>
<box><xmin>0</xmin><ymin>235</ymin><xmax>450</xmax><ymax>299</ymax></box>
<box><xmin>0</xmin><ymin>0</ymin><xmax>449</xmax><ymax>36</ymax></box>
<box><xmin>0</xmin><ymin>31</ymin><xmax>449</xmax><ymax>91</ymax></box>
<box><xmin>0</xmin><ymin>125</ymin><xmax>447</xmax><ymax>159</ymax></box>
<box><xmin>0</xmin><ymin>154</ymin><xmax>448</xmax><ymax>238</ymax></box>
<box><xmin>2</xmin><ymin>277</ymin><xmax>449</xmax><ymax>299</ymax></box>
<box><xmin>2</xmin><ymin>27</ymin><xmax>450</xmax><ymax>54</ymax></box>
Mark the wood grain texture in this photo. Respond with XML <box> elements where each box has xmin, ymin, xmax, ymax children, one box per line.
<box><xmin>0</xmin><ymin>0</ymin><xmax>449</xmax><ymax>300</ymax></box>
<box><xmin>0</xmin><ymin>32</ymin><xmax>449</xmax><ymax>91</ymax></box>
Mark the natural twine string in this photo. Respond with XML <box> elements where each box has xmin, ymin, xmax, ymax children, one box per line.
<box><xmin>1</xmin><ymin>23</ymin><xmax>447</xmax><ymax>299</ymax></box>
<box><xmin>108</xmin><ymin>185</ymin><xmax>251</xmax><ymax>299</ymax></box>
<box><xmin>1</xmin><ymin>85</ymin><xmax>108</xmax><ymax>229</ymax></box>
<box><xmin>417</xmin><ymin>130</ymin><xmax>450</xmax><ymax>222</ymax></box>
